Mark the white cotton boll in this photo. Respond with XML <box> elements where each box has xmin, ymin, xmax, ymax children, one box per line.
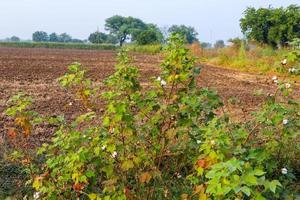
<box><xmin>288</xmin><ymin>68</ymin><xmax>296</xmax><ymax>73</ymax></box>
<box><xmin>281</xmin><ymin>168</ymin><xmax>288</xmax><ymax>175</ymax></box>
<box><xmin>101</xmin><ymin>145</ymin><xmax>106</xmax><ymax>150</ymax></box>
<box><xmin>160</xmin><ymin>80</ymin><xmax>167</xmax><ymax>86</ymax></box>
<box><xmin>34</xmin><ymin>192</ymin><xmax>40</xmax><ymax>199</ymax></box>
<box><xmin>69</xmin><ymin>102</ymin><xmax>73</xmax><ymax>106</ymax></box>
<box><xmin>196</xmin><ymin>140</ymin><xmax>201</xmax><ymax>144</ymax></box>
<box><xmin>157</xmin><ymin>76</ymin><xmax>162</xmax><ymax>81</ymax></box>
<box><xmin>281</xmin><ymin>59</ymin><xmax>287</xmax><ymax>65</ymax></box>
<box><xmin>285</xmin><ymin>83</ymin><xmax>291</xmax><ymax>89</ymax></box>
<box><xmin>111</xmin><ymin>151</ymin><xmax>118</xmax><ymax>158</ymax></box>
<box><xmin>283</xmin><ymin>119</ymin><xmax>289</xmax><ymax>125</ymax></box>
<box><xmin>272</xmin><ymin>76</ymin><xmax>277</xmax><ymax>80</ymax></box>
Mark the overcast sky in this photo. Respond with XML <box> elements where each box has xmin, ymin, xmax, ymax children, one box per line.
<box><xmin>0</xmin><ymin>0</ymin><xmax>298</xmax><ymax>43</ymax></box>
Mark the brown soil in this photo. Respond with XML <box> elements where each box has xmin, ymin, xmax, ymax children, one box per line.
<box><xmin>0</xmin><ymin>47</ymin><xmax>299</xmax><ymax>140</ymax></box>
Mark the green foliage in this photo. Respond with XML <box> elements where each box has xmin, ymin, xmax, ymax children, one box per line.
<box><xmin>201</xmin><ymin>43</ymin><xmax>298</xmax><ymax>75</ymax></box>
<box><xmin>136</xmin><ymin>30</ymin><xmax>161</xmax><ymax>45</ymax></box>
<box><xmin>168</xmin><ymin>25</ymin><xmax>198</xmax><ymax>44</ymax></box>
<box><xmin>286</xmin><ymin>38</ymin><xmax>300</xmax><ymax>76</ymax></box>
<box><xmin>49</xmin><ymin>32</ymin><xmax>59</xmax><ymax>42</ymax></box>
<box><xmin>3</xmin><ymin>34</ymin><xmax>300</xmax><ymax>199</ymax></box>
<box><xmin>58</xmin><ymin>33</ymin><xmax>72</xmax><ymax>43</ymax></box>
<box><xmin>240</xmin><ymin>5</ymin><xmax>300</xmax><ymax>48</ymax></box>
<box><xmin>45</xmin><ymin>32</ymin><xmax>83</xmax><ymax>43</ymax></box>
<box><xmin>214</xmin><ymin>40</ymin><xmax>225</xmax><ymax>48</ymax></box>
<box><xmin>124</xmin><ymin>44</ymin><xmax>162</xmax><ymax>54</ymax></box>
<box><xmin>10</xmin><ymin>36</ymin><xmax>20</xmax><ymax>42</ymax></box>
<box><xmin>105</xmin><ymin>15</ymin><xmax>148</xmax><ymax>46</ymax></box>
<box><xmin>104</xmin><ymin>16</ymin><xmax>164</xmax><ymax>46</ymax></box>
<box><xmin>32</xmin><ymin>31</ymin><xmax>49</xmax><ymax>42</ymax></box>
<box><xmin>200</xmin><ymin>42</ymin><xmax>212</xmax><ymax>49</ymax></box>
<box><xmin>88</xmin><ymin>31</ymin><xmax>117</xmax><ymax>44</ymax></box>
<box><xmin>0</xmin><ymin>41</ymin><xmax>117</xmax><ymax>50</ymax></box>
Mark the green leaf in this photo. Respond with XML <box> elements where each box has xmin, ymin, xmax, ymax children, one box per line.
<box><xmin>269</xmin><ymin>180</ymin><xmax>281</xmax><ymax>193</ymax></box>
<box><xmin>88</xmin><ymin>193</ymin><xmax>101</xmax><ymax>200</ymax></box>
<box><xmin>241</xmin><ymin>186</ymin><xmax>251</xmax><ymax>196</ymax></box>
<box><xmin>86</xmin><ymin>170</ymin><xmax>95</xmax><ymax>178</ymax></box>
<box><xmin>194</xmin><ymin>67</ymin><xmax>201</xmax><ymax>75</ymax></box>
<box><xmin>244</xmin><ymin>174</ymin><xmax>257</xmax><ymax>185</ymax></box>
<box><xmin>122</xmin><ymin>160</ymin><xmax>134</xmax><ymax>170</ymax></box>
<box><xmin>103</xmin><ymin>117</ymin><xmax>110</xmax><ymax>127</ymax></box>
<box><xmin>253</xmin><ymin>169</ymin><xmax>265</xmax><ymax>176</ymax></box>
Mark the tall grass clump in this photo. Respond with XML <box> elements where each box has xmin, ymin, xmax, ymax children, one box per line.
<box><xmin>201</xmin><ymin>42</ymin><xmax>293</xmax><ymax>74</ymax></box>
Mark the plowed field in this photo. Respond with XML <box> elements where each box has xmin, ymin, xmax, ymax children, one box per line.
<box><xmin>0</xmin><ymin>47</ymin><xmax>299</xmax><ymax>139</ymax></box>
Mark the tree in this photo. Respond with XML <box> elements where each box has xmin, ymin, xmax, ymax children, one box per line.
<box><xmin>200</xmin><ymin>42</ymin><xmax>212</xmax><ymax>49</ymax></box>
<box><xmin>105</xmin><ymin>15</ymin><xmax>147</xmax><ymax>46</ymax></box>
<box><xmin>10</xmin><ymin>36</ymin><xmax>20</xmax><ymax>42</ymax></box>
<box><xmin>49</xmin><ymin>33</ymin><xmax>59</xmax><ymax>42</ymax></box>
<box><xmin>32</xmin><ymin>31</ymin><xmax>49</xmax><ymax>42</ymax></box>
<box><xmin>71</xmin><ymin>39</ymin><xmax>83</xmax><ymax>43</ymax></box>
<box><xmin>146</xmin><ymin>24</ymin><xmax>164</xmax><ymax>42</ymax></box>
<box><xmin>228</xmin><ymin>37</ymin><xmax>243</xmax><ymax>48</ymax></box>
<box><xmin>136</xmin><ymin>30</ymin><xmax>160</xmax><ymax>45</ymax></box>
<box><xmin>58</xmin><ymin>33</ymin><xmax>72</xmax><ymax>43</ymax></box>
<box><xmin>106</xmin><ymin>34</ymin><xmax>118</xmax><ymax>44</ymax></box>
<box><xmin>168</xmin><ymin>25</ymin><xmax>198</xmax><ymax>44</ymax></box>
<box><xmin>240</xmin><ymin>5</ymin><xmax>300</xmax><ymax>48</ymax></box>
<box><xmin>88</xmin><ymin>31</ymin><xmax>108</xmax><ymax>44</ymax></box>
<box><xmin>214</xmin><ymin>40</ymin><xmax>225</xmax><ymax>48</ymax></box>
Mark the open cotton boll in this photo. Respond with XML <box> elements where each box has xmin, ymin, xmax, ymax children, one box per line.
<box><xmin>160</xmin><ymin>80</ymin><xmax>167</xmax><ymax>86</ymax></box>
<box><xmin>281</xmin><ymin>58</ymin><xmax>287</xmax><ymax>65</ymax></box>
<box><xmin>281</xmin><ymin>168</ymin><xmax>288</xmax><ymax>174</ymax></box>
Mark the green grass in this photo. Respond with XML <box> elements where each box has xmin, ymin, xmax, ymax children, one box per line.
<box><xmin>0</xmin><ymin>42</ymin><xmax>118</xmax><ymax>50</ymax></box>
<box><xmin>201</xmin><ymin>45</ymin><xmax>291</xmax><ymax>75</ymax></box>
<box><xmin>124</xmin><ymin>44</ymin><xmax>162</xmax><ymax>54</ymax></box>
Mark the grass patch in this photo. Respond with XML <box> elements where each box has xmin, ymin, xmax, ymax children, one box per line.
<box><xmin>0</xmin><ymin>42</ymin><xmax>118</xmax><ymax>50</ymax></box>
<box><xmin>124</xmin><ymin>44</ymin><xmax>162</xmax><ymax>54</ymax></box>
<box><xmin>201</xmin><ymin>46</ymin><xmax>289</xmax><ymax>74</ymax></box>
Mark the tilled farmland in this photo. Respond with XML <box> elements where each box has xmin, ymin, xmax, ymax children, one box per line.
<box><xmin>0</xmin><ymin>47</ymin><xmax>299</xmax><ymax>139</ymax></box>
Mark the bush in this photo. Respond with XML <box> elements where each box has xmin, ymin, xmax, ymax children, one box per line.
<box><xmin>3</xmin><ymin>34</ymin><xmax>299</xmax><ymax>199</ymax></box>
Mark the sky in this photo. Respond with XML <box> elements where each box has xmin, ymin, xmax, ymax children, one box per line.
<box><xmin>0</xmin><ymin>0</ymin><xmax>298</xmax><ymax>43</ymax></box>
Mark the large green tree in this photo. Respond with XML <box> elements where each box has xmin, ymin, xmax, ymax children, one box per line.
<box><xmin>32</xmin><ymin>31</ymin><xmax>49</xmax><ymax>42</ymax></box>
<box><xmin>240</xmin><ymin>5</ymin><xmax>300</xmax><ymax>47</ymax></box>
<box><xmin>88</xmin><ymin>31</ymin><xmax>108</xmax><ymax>44</ymax></box>
<box><xmin>105</xmin><ymin>15</ymin><xmax>147</xmax><ymax>46</ymax></box>
<box><xmin>10</xmin><ymin>36</ymin><xmax>20</xmax><ymax>42</ymax></box>
<box><xmin>49</xmin><ymin>32</ymin><xmax>59</xmax><ymax>42</ymax></box>
<box><xmin>136</xmin><ymin>24</ymin><xmax>163</xmax><ymax>45</ymax></box>
<box><xmin>168</xmin><ymin>25</ymin><xmax>198</xmax><ymax>44</ymax></box>
<box><xmin>58</xmin><ymin>33</ymin><xmax>72</xmax><ymax>43</ymax></box>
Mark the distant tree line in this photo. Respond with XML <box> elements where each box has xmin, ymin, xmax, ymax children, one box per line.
<box><xmin>4</xmin><ymin>5</ymin><xmax>298</xmax><ymax>49</ymax></box>
<box><xmin>88</xmin><ymin>15</ymin><xmax>200</xmax><ymax>46</ymax></box>
<box><xmin>32</xmin><ymin>31</ymin><xmax>85</xmax><ymax>43</ymax></box>
<box><xmin>0</xmin><ymin>36</ymin><xmax>21</xmax><ymax>42</ymax></box>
